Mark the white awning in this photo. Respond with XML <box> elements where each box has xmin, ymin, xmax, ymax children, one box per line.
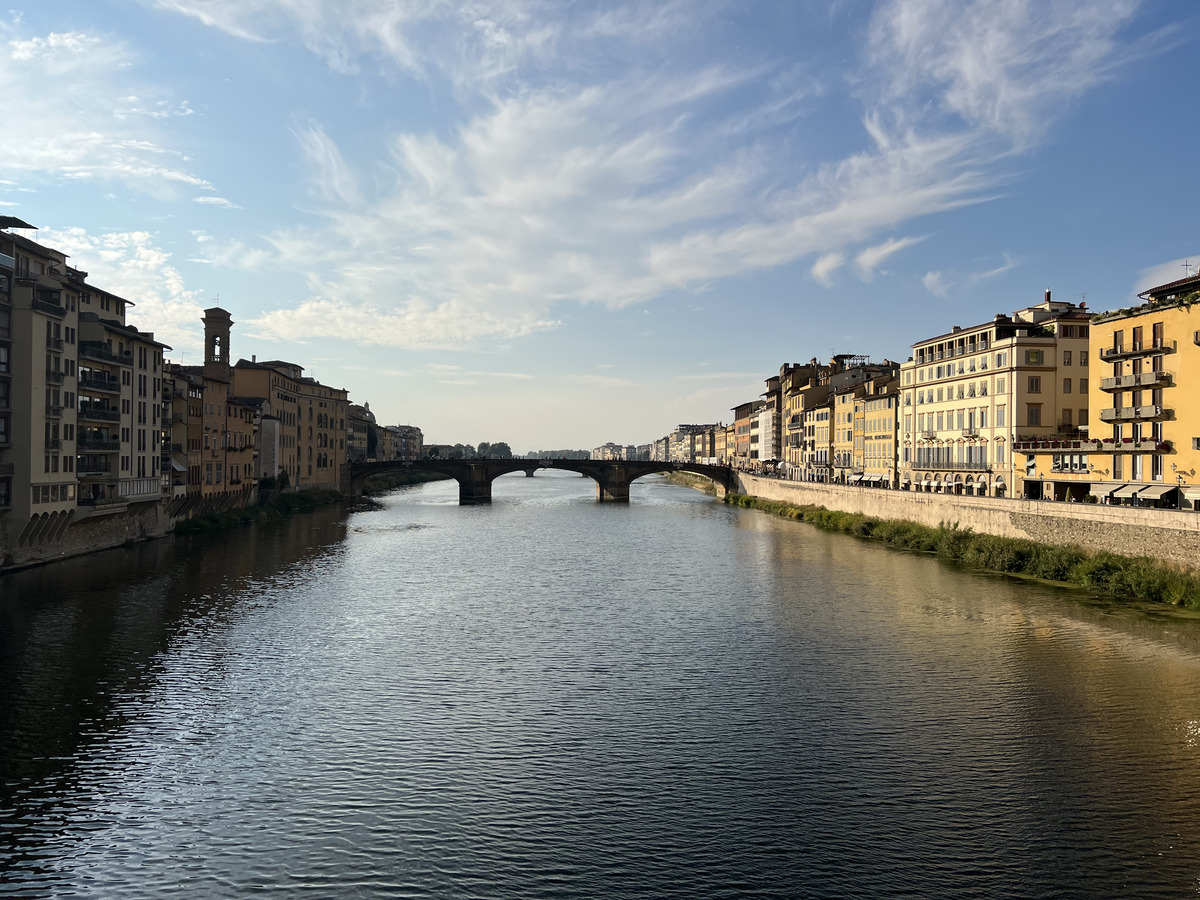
<box><xmin>1112</xmin><ymin>484</ymin><xmax>1139</xmax><ymax>499</ymax></box>
<box><xmin>171</xmin><ymin>459</ymin><xmax>186</xmax><ymax>472</ymax></box>
<box><xmin>1087</xmin><ymin>481</ymin><xmax>1124</xmax><ymax>496</ymax></box>
<box><xmin>1182</xmin><ymin>487</ymin><xmax>1200</xmax><ymax>501</ymax></box>
<box><xmin>1136</xmin><ymin>484</ymin><xmax>1177</xmax><ymax>500</ymax></box>
<box><xmin>921</xmin><ymin>479</ymin><xmax>932</xmax><ymax>487</ymax></box>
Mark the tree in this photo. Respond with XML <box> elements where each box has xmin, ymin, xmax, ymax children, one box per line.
<box><xmin>489</xmin><ymin>441</ymin><xmax>513</xmax><ymax>458</ymax></box>
<box><xmin>477</xmin><ymin>441</ymin><xmax>491</xmax><ymax>458</ymax></box>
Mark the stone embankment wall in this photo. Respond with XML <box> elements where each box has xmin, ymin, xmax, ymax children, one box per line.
<box><xmin>1</xmin><ymin>488</ymin><xmax>259</xmax><ymax>573</ymax></box>
<box><xmin>736</xmin><ymin>474</ymin><xmax>1200</xmax><ymax>574</ymax></box>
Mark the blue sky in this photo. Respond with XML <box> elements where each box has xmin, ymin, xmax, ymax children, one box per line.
<box><xmin>3</xmin><ymin>1</ymin><xmax>1197</xmax><ymax>451</ymax></box>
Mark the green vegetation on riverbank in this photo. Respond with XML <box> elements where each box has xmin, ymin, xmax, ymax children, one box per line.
<box><xmin>173</xmin><ymin>489</ymin><xmax>347</xmax><ymax>534</ymax></box>
<box><xmin>725</xmin><ymin>493</ymin><xmax>1200</xmax><ymax>608</ymax></box>
<box><xmin>358</xmin><ymin>470</ymin><xmax>451</xmax><ymax>496</ymax></box>
<box><xmin>666</xmin><ymin>471</ymin><xmax>719</xmax><ymax>494</ymax></box>
<box><xmin>174</xmin><ymin>472</ymin><xmax>449</xmax><ymax>534</ymax></box>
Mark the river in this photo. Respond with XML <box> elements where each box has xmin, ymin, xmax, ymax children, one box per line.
<box><xmin>3</xmin><ymin>471</ymin><xmax>1200</xmax><ymax>898</ymax></box>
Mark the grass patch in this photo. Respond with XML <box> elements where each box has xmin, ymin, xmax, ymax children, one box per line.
<box><xmin>724</xmin><ymin>493</ymin><xmax>1200</xmax><ymax>608</ymax></box>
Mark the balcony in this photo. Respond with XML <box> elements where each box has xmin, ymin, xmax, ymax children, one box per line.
<box><xmin>1099</xmin><ymin>406</ymin><xmax>1166</xmax><ymax>422</ymax></box>
<box><xmin>921</xmin><ymin>431</ymin><xmax>936</xmax><ymax>441</ymax></box>
<box><xmin>78</xmin><ymin>405</ymin><xmax>121</xmax><ymax>422</ymax></box>
<box><xmin>46</xmin><ymin>336</ymin><xmax>63</xmax><ymax>351</ymax></box>
<box><xmin>0</xmin><ymin>251</ymin><xmax>13</xmax><ymax>270</ymax></box>
<box><xmin>78</xmin><ymin>437</ymin><xmax>120</xmax><ymax>452</ymax></box>
<box><xmin>45</xmin><ymin>370</ymin><xmax>65</xmax><ymax>384</ymax></box>
<box><xmin>79</xmin><ymin>342</ymin><xmax>133</xmax><ymax>366</ymax></box>
<box><xmin>78</xmin><ymin>374</ymin><xmax>122</xmax><ymax>394</ymax></box>
<box><xmin>1100</xmin><ymin>340</ymin><xmax>1177</xmax><ymax>361</ymax></box>
<box><xmin>45</xmin><ymin>438</ymin><xmax>61</xmax><ymax>450</ymax></box>
<box><xmin>944</xmin><ymin>461</ymin><xmax>991</xmax><ymax>472</ymax></box>
<box><xmin>1100</xmin><ymin>371</ymin><xmax>1172</xmax><ymax>391</ymax></box>
<box><xmin>77</xmin><ymin>460</ymin><xmax>112</xmax><ymax>475</ymax></box>
<box><xmin>78</xmin><ymin>496</ymin><xmax>126</xmax><ymax>508</ymax></box>
<box><xmin>32</xmin><ymin>298</ymin><xmax>66</xmax><ymax>318</ymax></box>
<box><xmin>45</xmin><ymin>404</ymin><xmax>63</xmax><ymax>418</ymax></box>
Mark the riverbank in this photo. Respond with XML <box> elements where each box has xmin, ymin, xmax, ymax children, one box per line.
<box><xmin>725</xmin><ymin>492</ymin><xmax>1200</xmax><ymax>609</ymax></box>
<box><xmin>174</xmin><ymin>471</ymin><xmax>449</xmax><ymax>534</ymax></box>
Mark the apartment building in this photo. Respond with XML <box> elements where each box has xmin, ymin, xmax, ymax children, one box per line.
<box><xmin>1062</xmin><ymin>272</ymin><xmax>1200</xmax><ymax>508</ymax></box>
<box><xmin>0</xmin><ymin>221</ymin><xmax>172</xmax><ymax>555</ymax></box>
<box><xmin>781</xmin><ymin>360</ymin><xmax>833</xmax><ymax>479</ymax></box>
<box><xmin>900</xmin><ymin>291</ymin><xmax>1090</xmax><ymax>497</ymax></box>
<box><xmin>856</xmin><ymin>376</ymin><xmax>900</xmax><ymax>487</ymax></box>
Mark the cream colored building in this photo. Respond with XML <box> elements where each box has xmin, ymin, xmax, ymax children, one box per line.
<box><xmin>900</xmin><ymin>291</ymin><xmax>1091</xmax><ymax>497</ymax></box>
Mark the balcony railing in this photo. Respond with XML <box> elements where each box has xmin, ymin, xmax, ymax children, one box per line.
<box><xmin>45</xmin><ymin>370</ymin><xmax>65</xmax><ymax>384</ymax></box>
<box><xmin>77</xmin><ymin>460</ymin><xmax>112</xmax><ymax>475</ymax></box>
<box><xmin>1100</xmin><ymin>371</ymin><xmax>1171</xmax><ymax>391</ymax></box>
<box><xmin>32</xmin><ymin>298</ymin><xmax>66</xmax><ymax>317</ymax></box>
<box><xmin>45</xmin><ymin>438</ymin><xmax>61</xmax><ymax>450</ymax></box>
<box><xmin>45</xmin><ymin>404</ymin><xmax>63</xmax><ymax>417</ymax></box>
<box><xmin>78</xmin><ymin>405</ymin><xmax>120</xmax><ymax>422</ymax></box>
<box><xmin>944</xmin><ymin>461</ymin><xmax>991</xmax><ymax>472</ymax></box>
<box><xmin>78</xmin><ymin>496</ymin><xmax>126</xmax><ymax>508</ymax></box>
<box><xmin>1100</xmin><ymin>340</ymin><xmax>1177</xmax><ymax>361</ymax></box>
<box><xmin>1099</xmin><ymin>405</ymin><xmax>1166</xmax><ymax>422</ymax></box>
<box><xmin>78</xmin><ymin>437</ymin><xmax>120</xmax><ymax>452</ymax></box>
<box><xmin>78</xmin><ymin>374</ymin><xmax>122</xmax><ymax>394</ymax></box>
<box><xmin>46</xmin><ymin>336</ymin><xmax>63</xmax><ymax>350</ymax></box>
<box><xmin>79</xmin><ymin>343</ymin><xmax>133</xmax><ymax>366</ymax></box>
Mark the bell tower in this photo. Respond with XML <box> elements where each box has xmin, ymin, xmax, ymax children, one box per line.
<box><xmin>203</xmin><ymin>307</ymin><xmax>233</xmax><ymax>381</ymax></box>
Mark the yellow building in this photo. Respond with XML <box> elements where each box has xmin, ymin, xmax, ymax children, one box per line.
<box><xmin>1070</xmin><ymin>272</ymin><xmax>1200</xmax><ymax>509</ymax></box>
<box><xmin>856</xmin><ymin>376</ymin><xmax>900</xmax><ymax>488</ymax></box>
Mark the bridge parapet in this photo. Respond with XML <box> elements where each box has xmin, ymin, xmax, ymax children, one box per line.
<box><xmin>347</xmin><ymin>459</ymin><xmax>735</xmax><ymax>505</ymax></box>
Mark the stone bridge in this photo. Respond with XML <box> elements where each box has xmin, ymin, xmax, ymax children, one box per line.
<box><xmin>343</xmin><ymin>458</ymin><xmax>737</xmax><ymax>505</ymax></box>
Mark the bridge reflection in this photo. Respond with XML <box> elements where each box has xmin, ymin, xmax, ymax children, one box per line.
<box><xmin>345</xmin><ymin>459</ymin><xmax>736</xmax><ymax>505</ymax></box>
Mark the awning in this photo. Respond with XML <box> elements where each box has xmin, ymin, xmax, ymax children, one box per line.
<box><xmin>1087</xmin><ymin>481</ymin><xmax>1125</xmax><ymax>497</ymax></box>
<box><xmin>900</xmin><ymin>475</ymin><xmax>911</xmax><ymax>484</ymax></box>
<box><xmin>1182</xmin><ymin>487</ymin><xmax>1200</xmax><ymax>501</ymax></box>
<box><xmin>921</xmin><ymin>479</ymin><xmax>932</xmax><ymax>487</ymax></box>
<box><xmin>1112</xmin><ymin>484</ymin><xmax>1139</xmax><ymax>499</ymax></box>
<box><xmin>848</xmin><ymin>474</ymin><xmax>863</xmax><ymax>484</ymax></box>
<box><xmin>1136</xmin><ymin>484</ymin><xmax>1177</xmax><ymax>501</ymax></box>
<box><xmin>171</xmin><ymin>459</ymin><xmax>186</xmax><ymax>472</ymax></box>
<box><xmin>868</xmin><ymin>475</ymin><xmax>883</xmax><ymax>484</ymax></box>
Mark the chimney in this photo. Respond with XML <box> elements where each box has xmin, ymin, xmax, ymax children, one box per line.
<box><xmin>252</xmin><ymin>354</ymin><xmax>256</xmax><ymax>363</ymax></box>
<box><xmin>1045</xmin><ymin>288</ymin><xmax>1051</xmax><ymax>303</ymax></box>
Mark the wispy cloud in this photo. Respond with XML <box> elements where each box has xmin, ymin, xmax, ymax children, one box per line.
<box><xmin>193</xmin><ymin>196</ymin><xmax>241</xmax><ymax>209</ymax></box>
<box><xmin>37</xmin><ymin>226</ymin><xmax>207</xmax><ymax>352</ymax></box>
<box><xmin>161</xmin><ymin>0</ymin><xmax>1151</xmax><ymax>349</ymax></box>
<box><xmin>0</xmin><ymin>24</ymin><xmax>208</xmax><ymax>194</ymax></box>
<box><xmin>854</xmin><ymin>235</ymin><xmax>927</xmax><ymax>279</ymax></box>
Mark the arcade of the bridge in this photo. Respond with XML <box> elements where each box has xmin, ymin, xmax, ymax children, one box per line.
<box><xmin>344</xmin><ymin>458</ymin><xmax>734</xmax><ymax>505</ymax></box>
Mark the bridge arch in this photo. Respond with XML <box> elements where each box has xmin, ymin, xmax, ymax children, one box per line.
<box><xmin>344</xmin><ymin>459</ymin><xmax>736</xmax><ymax>505</ymax></box>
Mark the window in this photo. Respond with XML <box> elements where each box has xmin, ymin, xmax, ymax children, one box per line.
<box><xmin>1025</xmin><ymin>350</ymin><xmax>1043</xmax><ymax>365</ymax></box>
<box><xmin>1113</xmin><ymin>453</ymin><xmax>1123</xmax><ymax>479</ymax></box>
<box><xmin>1063</xmin><ymin>378</ymin><xmax>1072</xmax><ymax>394</ymax></box>
<box><xmin>1062</xmin><ymin>408</ymin><xmax>1072</xmax><ymax>427</ymax></box>
<box><xmin>1027</xmin><ymin>405</ymin><xmax>1041</xmax><ymax>426</ymax></box>
<box><xmin>1062</xmin><ymin>350</ymin><xmax>1072</xmax><ymax>366</ymax></box>
<box><xmin>997</xmin><ymin>406</ymin><xmax>1006</xmax><ymax>428</ymax></box>
<box><xmin>1028</xmin><ymin>376</ymin><xmax>1041</xmax><ymax>393</ymax></box>
<box><xmin>1080</xmin><ymin>378</ymin><xmax>1088</xmax><ymax>394</ymax></box>
<box><xmin>1081</xmin><ymin>351</ymin><xmax>1088</xmax><ymax>367</ymax></box>
<box><xmin>1152</xmin><ymin>454</ymin><xmax>1163</xmax><ymax>481</ymax></box>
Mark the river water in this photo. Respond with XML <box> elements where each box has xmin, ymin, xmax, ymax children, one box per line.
<box><xmin>3</xmin><ymin>472</ymin><xmax>1200</xmax><ymax>898</ymax></box>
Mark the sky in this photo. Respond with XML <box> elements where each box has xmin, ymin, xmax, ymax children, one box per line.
<box><xmin>2</xmin><ymin>1</ymin><xmax>1198</xmax><ymax>452</ymax></box>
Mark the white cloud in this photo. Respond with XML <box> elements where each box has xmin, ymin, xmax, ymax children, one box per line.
<box><xmin>811</xmin><ymin>252</ymin><xmax>846</xmax><ymax>287</ymax></box>
<box><xmin>0</xmin><ymin>24</ymin><xmax>207</xmax><ymax>193</ymax></box>
<box><xmin>193</xmin><ymin>196</ymin><xmax>241</xmax><ymax>208</ymax></box>
<box><xmin>854</xmin><ymin>234</ymin><xmax>927</xmax><ymax>279</ymax></box>
<box><xmin>37</xmin><ymin>226</ymin><xmax>208</xmax><ymax>354</ymax></box>
<box><xmin>1133</xmin><ymin>254</ymin><xmax>1200</xmax><ymax>298</ymax></box>
<box><xmin>167</xmin><ymin>0</ymin><xmax>1151</xmax><ymax>349</ymax></box>
<box><xmin>922</xmin><ymin>270</ymin><xmax>951</xmax><ymax>298</ymax></box>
